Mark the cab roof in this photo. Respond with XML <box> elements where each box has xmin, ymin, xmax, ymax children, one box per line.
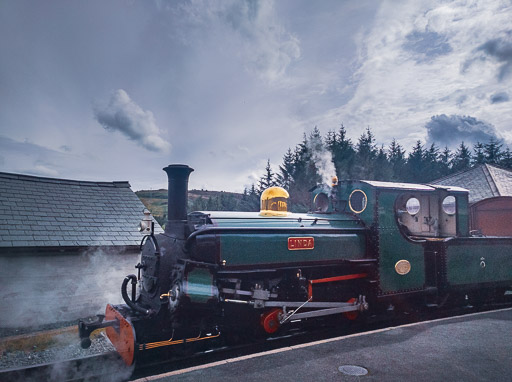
<box><xmin>359</xmin><ymin>180</ymin><xmax>468</xmax><ymax>193</ymax></box>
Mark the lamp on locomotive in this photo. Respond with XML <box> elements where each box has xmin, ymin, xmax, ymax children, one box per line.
<box><xmin>260</xmin><ymin>186</ymin><xmax>289</xmax><ymax>216</ymax></box>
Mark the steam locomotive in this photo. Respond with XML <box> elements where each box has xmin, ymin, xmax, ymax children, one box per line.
<box><xmin>79</xmin><ymin>164</ymin><xmax>512</xmax><ymax>366</ymax></box>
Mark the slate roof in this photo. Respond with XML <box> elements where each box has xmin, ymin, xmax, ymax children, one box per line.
<box><xmin>0</xmin><ymin>172</ymin><xmax>163</xmax><ymax>250</ymax></box>
<box><xmin>433</xmin><ymin>164</ymin><xmax>512</xmax><ymax>204</ymax></box>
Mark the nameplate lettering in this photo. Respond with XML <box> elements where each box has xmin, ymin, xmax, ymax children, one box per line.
<box><xmin>288</xmin><ymin>237</ymin><xmax>314</xmax><ymax>250</ymax></box>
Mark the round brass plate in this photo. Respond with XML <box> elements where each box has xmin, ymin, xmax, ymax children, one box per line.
<box><xmin>395</xmin><ymin>260</ymin><xmax>411</xmax><ymax>275</ymax></box>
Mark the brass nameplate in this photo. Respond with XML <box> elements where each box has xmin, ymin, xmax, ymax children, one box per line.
<box><xmin>288</xmin><ymin>237</ymin><xmax>314</xmax><ymax>250</ymax></box>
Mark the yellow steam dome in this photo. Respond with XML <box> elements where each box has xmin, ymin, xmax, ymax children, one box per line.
<box><xmin>260</xmin><ymin>187</ymin><xmax>289</xmax><ymax>216</ymax></box>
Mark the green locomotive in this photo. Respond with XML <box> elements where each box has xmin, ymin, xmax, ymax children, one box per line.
<box><xmin>79</xmin><ymin>164</ymin><xmax>512</xmax><ymax>366</ymax></box>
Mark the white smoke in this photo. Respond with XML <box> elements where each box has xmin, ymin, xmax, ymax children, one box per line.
<box><xmin>94</xmin><ymin>89</ymin><xmax>171</xmax><ymax>153</ymax></box>
<box><xmin>0</xmin><ymin>248</ymin><xmax>139</xmax><ymax>329</ymax></box>
<box><xmin>307</xmin><ymin>134</ymin><xmax>336</xmax><ymax>187</ymax></box>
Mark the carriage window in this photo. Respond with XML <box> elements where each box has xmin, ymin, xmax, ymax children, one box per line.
<box><xmin>442</xmin><ymin>196</ymin><xmax>456</xmax><ymax>215</ymax></box>
<box><xmin>349</xmin><ymin>190</ymin><xmax>367</xmax><ymax>213</ymax></box>
<box><xmin>406</xmin><ymin>197</ymin><xmax>420</xmax><ymax>215</ymax></box>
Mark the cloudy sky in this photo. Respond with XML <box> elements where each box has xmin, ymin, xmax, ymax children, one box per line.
<box><xmin>1</xmin><ymin>0</ymin><xmax>511</xmax><ymax>191</ymax></box>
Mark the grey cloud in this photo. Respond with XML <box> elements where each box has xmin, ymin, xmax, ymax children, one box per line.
<box><xmin>490</xmin><ymin>91</ymin><xmax>510</xmax><ymax>104</ymax></box>
<box><xmin>426</xmin><ymin>114</ymin><xmax>499</xmax><ymax>148</ymax></box>
<box><xmin>94</xmin><ymin>89</ymin><xmax>171</xmax><ymax>153</ymax></box>
<box><xmin>464</xmin><ymin>32</ymin><xmax>512</xmax><ymax>81</ymax></box>
<box><xmin>219</xmin><ymin>0</ymin><xmax>302</xmax><ymax>74</ymax></box>
<box><xmin>478</xmin><ymin>35</ymin><xmax>512</xmax><ymax>80</ymax></box>
<box><xmin>175</xmin><ymin>1</ymin><xmax>300</xmax><ymax>83</ymax></box>
<box><xmin>403</xmin><ymin>30</ymin><xmax>452</xmax><ymax>62</ymax></box>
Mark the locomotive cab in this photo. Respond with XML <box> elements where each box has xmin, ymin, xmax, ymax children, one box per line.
<box><xmin>338</xmin><ymin>180</ymin><xmax>469</xmax><ymax>240</ymax></box>
<box><xmin>337</xmin><ymin>180</ymin><xmax>470</xmax><ymax>297</ymax></box>
<box><xmin>395</xmin><ymin>185</ymin><xmax>469</xmax><ymax>239</ymax></box>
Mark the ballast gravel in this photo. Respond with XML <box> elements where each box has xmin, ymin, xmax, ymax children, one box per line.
<box><xmin>0</xmin><ymin>329</ymin><xmax>115</xmax><ymax>370</ymax></box>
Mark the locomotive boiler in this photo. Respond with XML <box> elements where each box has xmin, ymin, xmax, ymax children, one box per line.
<box><xmin>78</xmin><ymin>164</ymin><xmax>512</xmax><ymax>366</ymax></box>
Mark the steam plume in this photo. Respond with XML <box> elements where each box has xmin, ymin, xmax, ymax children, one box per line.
<box><xmin>308</xmin><ymin>133</ymin><xmax>336</xmax><ymax>187</ymax></box>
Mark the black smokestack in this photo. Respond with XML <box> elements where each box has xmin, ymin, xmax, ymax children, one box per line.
<box><xmin>163</xmin><ymin>164</ymin><xmax>194</xmax><ymax>234</ymax></box>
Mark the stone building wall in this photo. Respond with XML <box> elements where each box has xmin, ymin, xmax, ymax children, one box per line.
<box><xmin>0</xmin><ymin>249</ymin><xmax>140</xmax><ymax>328</ymax></box>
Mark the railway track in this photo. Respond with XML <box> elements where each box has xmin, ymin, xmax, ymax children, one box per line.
<box><xmin>2</xmin><ymin>301</ymin><xmax>512</xmax><ymax>382</ymax></box>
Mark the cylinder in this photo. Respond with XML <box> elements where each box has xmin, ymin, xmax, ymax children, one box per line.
<box><xmin>163</xmin><ymin>164</ymin><xmax>194</xmax><ymax>230</ymax></box>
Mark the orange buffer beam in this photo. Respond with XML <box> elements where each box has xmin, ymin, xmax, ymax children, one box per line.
<box><xmin>308</xmin><ymin>273</ymin><xmax>368</xmax><ymax>300</ymax></box>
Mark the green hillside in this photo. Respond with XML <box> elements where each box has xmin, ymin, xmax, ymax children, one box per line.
<box><xmin>136</xmin><ymin>189</ymin><xmax>255</xmax><ymax>227</ymax></box>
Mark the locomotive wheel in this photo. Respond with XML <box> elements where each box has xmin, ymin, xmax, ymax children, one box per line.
<box><xmin>261</xmin><ymin>308</ymin><xmax>282</xmax><ymax>334</ymax></box>
<box><xmin>343</xmin><ymin>298</ymin><xmax>359</xmax><ymax>321</ymax></box>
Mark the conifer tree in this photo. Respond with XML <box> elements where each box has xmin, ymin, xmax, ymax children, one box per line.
<box><xmin>439</xmin><ymin>146</ymin><xmax>452</xmax><ymax>177</ymax></box>
<box><xmin>374</xmin><ymin>145</ymin><xmax>392</xmax><ymax>180</ymax></box>
<box><xmin>472</xmin><ymin>142</ymin><xmax>485</xmax><ymax>165</ymax></box>
<box><xmin>329</xmin><ymin>124</ymin><xmax>355</xmax><ymax>180</ymax></box>
<box><xmin>242</xmin><ymin>184</ymin><xmax>260</xmax><ymax>211</ymax></box>
<box><xmin>423</xmin><ymin>143</ymin><xmax>441</xmax><ymax>181</ymax></box>
<box><xmin>405</xmin><ymin>141</ymin><xmax>424</xmax><ymax>182</ymax></box>
<box><xmin>258</xmin><ymin>159</ymin><xmax>276</xmax><ymax>193</ymax></box>
<box><xmin>277</xmin><ymin>148</ymin><xmax>294</xmax><ymax>190</ymax></box>
<box><xmin>500</xmin><ymin>148</ymin><xmax>512</xmax><ymax>169</ymax></box>
<box><xmin>355</xmin><ymin>127</ymin><xmax>378</xmax><ymax>179</ymax></box>
<box><xmin>483</xmin><ymin>138</ymin><xmax>503</xmax><ymax>164</ymax></box>
<box><xmin>451</xmin><ymin>142</ymin><xmax>471</xmax><ymax>172</ymax></box>
<box><xmin>325</xmin><ymin>130</ymin><xmax>337</xmax><ymax>151</ymax></box>
<box><xmin>251</xmin><ymin>127</ymin><xmax>512</xmax><ymax>212</ymax></box>
<box><xmin>388</xmin><ymin>138</ymin><xmax>406</xmax><ymax>181</ymax></box>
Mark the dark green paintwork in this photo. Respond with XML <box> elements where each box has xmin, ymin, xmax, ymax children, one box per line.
<box><xmin>338</xmin><ymin>182</ymin><xmax>376</xmax><ymax>223</ymax></box>
<box><xmin>337</xmin><ymin>181</ymin><xmax>427</xmax><ymax>293</ymax></box>
<box><xmin>207</xmin><ymin>212</ymin><xmax>366</xmax><ymax>267</ymax></box>
<box><xmin>199</xmin><ymin>179</ymin><xmax>478</xmax><ymax>294</ymax></box>
<box><xmin>220</xmin><ymin>232</ymin><xmax>365</xmax><ymax>266</ymax></box>
<box><xmin>340</xmin><ymin>181</ymin><xmax>433</xmax><ymax>294</ymax></box>
<box><xmin>337</xmin><ymin>180</ymin><xmax>476</xmax><ymax>294</ymax></box>
<box><xmin>377</xmin><ymin>191</ymin><xmax>425</xmax><ymax>293</ymax></box>
<box><xmin>446</xmin><ymin>240</ymin><xmax>512</xmax><ymax>285</ymax></box>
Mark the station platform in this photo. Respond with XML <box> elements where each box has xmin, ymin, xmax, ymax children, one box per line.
<box><xmin>135</xmin><ymin>308</ymin><xmax>512</xmax><ymax>382</ymax></box>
